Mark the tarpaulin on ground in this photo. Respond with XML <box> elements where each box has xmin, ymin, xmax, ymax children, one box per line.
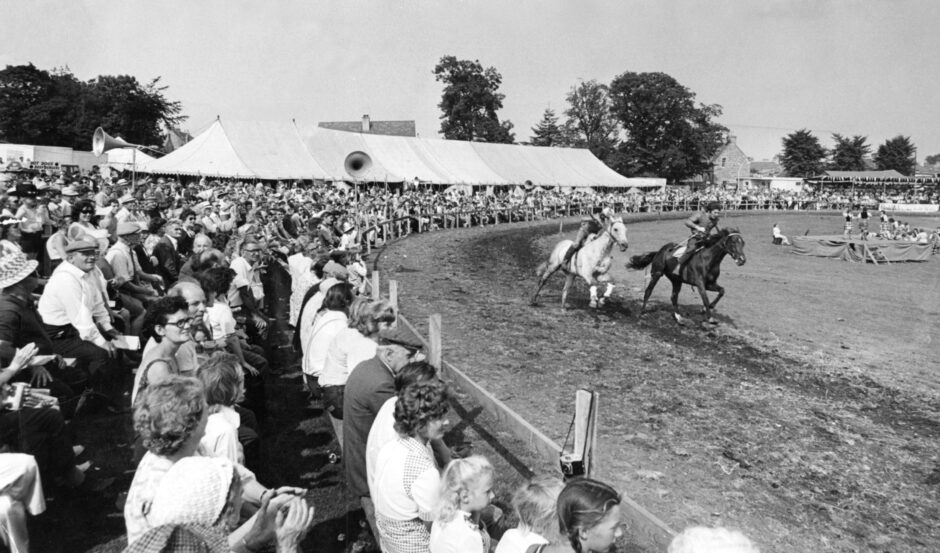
<box><xmin>791</xmin><ymin>235</ymin><xmax>933</xmax><ymax>262</ymax></box>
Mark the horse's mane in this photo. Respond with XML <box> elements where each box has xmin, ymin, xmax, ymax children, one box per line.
<box><xmin>702</xmin><ymin>227</ymin><xmax>739</xmax><ymax>248</ymax></box>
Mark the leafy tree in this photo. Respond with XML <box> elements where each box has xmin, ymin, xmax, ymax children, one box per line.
<box><xmin>828</xmin><ymin>133</ymin><xmax>870</xmax><ymax>171</ymax></box>
<box><xmin>0</xmin><ymin>63</ymin><xmax>184</xmax><ymax>151</ymax></box>
<box><xmin>530</xmin><ymin>108</ymin><xmax>565</xmax><ymax>147</ymax></box>
<box><xmin>607</xmin><ymin>71</ymin><xmax>726</xmax><ymax>182</ymax></box>
<box><xmin>563</xmin><ymin>79</ymin><xmax>618</xmax><ymax>161</ymax></box>
<box><xmin>780</xmin><ymin>129</ymin><xmax>827</xmax><ymax>177</ymax></box>
<box><xmin>874</xmin><ymin>135</ymin><xmax>916</xmax><ymax>175</ymax></box>
<box><xmin>925</xmin><ymin>153</ymin><xmax>940</xmax><ymax>167</ymax></box>
<box><xmin>433</xmin><ymin>56</ymin><xmax>514</xmax><ymax>143</ymax></box>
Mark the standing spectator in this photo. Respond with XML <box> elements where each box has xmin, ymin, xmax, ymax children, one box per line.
<box><xmin>13</xmin><ymin>183</ymin><xmax>48</xmax><ymax>264</ymax></box>
<box><xmin>344</xmin><ymin>326</ymin><xmax>427</xmax><ymax>549</ymax></box>
<box><xmin>372</xmin><ymin>379</ymin><xmax>451</xmax><ymax>553</ymax></box>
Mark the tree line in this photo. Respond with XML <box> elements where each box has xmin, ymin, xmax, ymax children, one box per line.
<box><xmin>434</xmin><ymin>55</ymin><xmax>938</xmax><ymax>181</ymax></box>
<box><xmin>2</xmin><ymin>60</ymin><xmax>934</xmax><ymax>182</ymax></box>
<box><xmin>780</xmin><ymin>130</ymin><xmax>921</xmax><ymax>178</ymax></box>
<box><xmin>434</xmin><ymin>56</ymin><xmax>727</xmax><ymax>182</ymax></box>
<box><xmin>0</xmin><ymin>63</ymin><xmax>185</xmax><ymax>152</ymax></box>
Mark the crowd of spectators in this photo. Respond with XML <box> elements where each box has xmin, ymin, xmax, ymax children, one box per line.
<box><xmin>1</xmin><ymin>166</ymin><xmax>904</xmax><ymax>552</ymax></box>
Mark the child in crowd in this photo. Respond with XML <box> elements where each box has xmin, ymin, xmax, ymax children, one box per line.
<box><xmin>495</xmin><ymin>474</ymin><xmax>564</xmax><ymax>553</ymax></box>
<box><xmin>430</xmin><ymin>455</ymin><xmax>496</xmax><ymax>553</ymax></box>
<box><xmin>557</xmin><ymin>478</ymin><xmax>623</xmax><ymax>553</ymax></box>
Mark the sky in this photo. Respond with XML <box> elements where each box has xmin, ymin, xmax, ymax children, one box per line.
<box><xmin>2</xmin><ymin>0</ymin><xmax>938</xmax><ymax>162</ymax></box>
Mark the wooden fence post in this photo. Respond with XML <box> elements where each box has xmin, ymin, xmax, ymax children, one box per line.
<box><xmin>372</xmin><ymin>271</ymin><xmax>380</xmax><ymax>300</ymax></box>
<box><xmin>428</xmin><ymin>314</ymin><xmax>442</xmax><ymax>370</ymax></box>
<box><xmin>389</xmin><ymin>280</ymin><xmax>399</xmax><ymax>313</ymax></box>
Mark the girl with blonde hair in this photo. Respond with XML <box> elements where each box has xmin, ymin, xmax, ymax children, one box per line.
<box><xmin>429</xmin><ymin>455</ymin><xmax>496</xmax><ymax>553</ymax></box>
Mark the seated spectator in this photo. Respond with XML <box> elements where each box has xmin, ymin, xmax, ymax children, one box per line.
<box><xmin>668</xmin><ymin>526</ymin><xmax>759</xmax><ymax>553</ymax></box>
<box><xmin>0</xmin><ymin>343</ymin><xmax>87</xmax><ymax>490</ymax></box>
<box><xmin>131</xmin><ymin>296</ymin><xmax>192</xmax><ymax>405</ymax></box>
<box><xmin>140</xmin><ymin>281</ymin><xmax>205</xmax><ymax>378</ymax></box>
<box><xmin>0</xmin><ymin>453</ymin><xmax>45</xmax><ymax>553</ymax></box>
<box><xmin>771</xmin><ymin>224</ymin><xmax>790</xmax><ymax>246</ymax></box>
<box><xmin>37</xmin><ymin>239</ymin><xmax>121</xmax><ymax>410</ymax></box>
<box><xmin>199</xmin><ymin>267</ymin><xmax>261</xmax><ymax>378</ymax></box>
<box><xmin>557</xmin><ymin>478</ymin><xmax>623</xmax><ymax>553</ymax></box>
<box><xmin>372</xmin><ymin>379</ymin><xmax>451</xmax><ymax>553</ymax></box>
<box><xmin>430</xmin><ymin>455</ymin><xmax>496</xmax><ymax>553</ymax></box>
<box><xmin>0</xmin><ymin>249</ymin><xmax>85</xmax><ymax>404</ymax></box>
<box><xmin>126</xmin><ymin>376</ymin><xmax>293</xmax><ymax>547</ymax></box>
<box><xmin>131</xmin><ymin>456</ymin><xmax>314</xmax><ymax>553</ymax></box>
<box><xmin>197</xmin><ymin>352</ymin><xmax>258</xmax><ymax>470</ymax></box>
<box><xmin>495</xmin><ymin>475</ymin><xmax>565</xmax><ymax>553</ymax></box>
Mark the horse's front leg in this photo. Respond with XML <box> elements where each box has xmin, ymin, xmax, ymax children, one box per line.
<box><xmin>696</xmin><ymin>283</ymin><xmax>717</xmax><ymax>324</ymax></box>
<box><xmin>589</xmin><ymin>285</ymin><xmax>599</xmax><ymax>308</ymax></box>
<box><xmin>705</xmin><ymin>282</ymin><xmax>725</xmax><ymax>310</ymax></box>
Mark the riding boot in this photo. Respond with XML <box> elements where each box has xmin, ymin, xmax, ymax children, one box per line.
<box><xmin>561</xmin><ymin>246</ymin><xmax>577</xmax><ymax>266</ymax></box>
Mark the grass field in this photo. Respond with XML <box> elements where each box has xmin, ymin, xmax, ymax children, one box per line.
<box><xmin>376</xmin><ymin>210</ymin><xmax>940</xmax><ymax>553</ymax></box>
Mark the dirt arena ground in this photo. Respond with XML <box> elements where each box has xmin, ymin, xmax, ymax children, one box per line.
<box><xmin>375</xmin><ymin>210</ymin><xmax>940</xmax><ymax>553</ymax></box>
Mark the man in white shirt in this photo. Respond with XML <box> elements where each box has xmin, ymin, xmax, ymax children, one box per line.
<box><xmin>229</xmin><ymin>239</ymin><xmax>267</xmax><ymax>334</ymax></box>
<box><xmin>37</xmin><ymin>239</ymin><xmax>120</xmax><ymax>405</ymax></box>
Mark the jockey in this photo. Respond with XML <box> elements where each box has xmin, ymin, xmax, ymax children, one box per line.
<box><xmin>562</xmin><ymin>206</ymin><xmax>614</xmax><ymax>266</ymax></box>
<box><xmin>677</xmin><ymin>201</ymin><xmax>721</xmax><ymax>267</ymax></box>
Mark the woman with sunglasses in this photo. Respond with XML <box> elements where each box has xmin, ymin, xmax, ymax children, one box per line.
<box><xmin>556</xmin><ymin>478</ymin><xmax>624</xmax><ymax>553</ymax></box>
<box><xmin>130</xmin><ymin>296</ymin><xmax>193</xmax><ymax>405</ymax></box>
<box><xmin>67</xmin><ymin>200</ymin><xmax>98</xmax><ymax>243</ymax></box>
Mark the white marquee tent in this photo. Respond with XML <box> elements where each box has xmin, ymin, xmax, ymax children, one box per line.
<box><xmin>140</xmin><ymin>118</ymin><xmax>665</xmax><ymax>189</ymax></box>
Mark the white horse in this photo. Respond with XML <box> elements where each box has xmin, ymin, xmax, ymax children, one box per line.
<box><xmin>532</xmin><ymin>217</ymin><xmax>629</xmax><ymax>308</ymax></box>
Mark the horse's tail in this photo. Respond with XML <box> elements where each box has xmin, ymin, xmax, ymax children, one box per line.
<box><xmin>627</xmin><ymin>251</ymin><xmax>657</xmax><ymax>270</ymax></box>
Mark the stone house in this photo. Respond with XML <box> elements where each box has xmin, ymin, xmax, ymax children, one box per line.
<box><xmin>709</xmin><ymin>134</ymin><xmax>750</xmax><ymax>185</ymax></box>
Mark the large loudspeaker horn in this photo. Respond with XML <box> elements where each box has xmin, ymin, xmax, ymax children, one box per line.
<box><xmin>344</xmin><ymin>151</ymin><xmax>372</xmax><ymax>179</ymax></box>
<box><xmin>92</xmin><ymin>127</ymin><xmax>139</xmax><ymax>156</ymax></box>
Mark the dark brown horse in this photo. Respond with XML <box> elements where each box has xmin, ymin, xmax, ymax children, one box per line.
<box><xmin>627</xmin><ymin>228</ymin><xmax>746</xmax><ymax>325</ymax></box>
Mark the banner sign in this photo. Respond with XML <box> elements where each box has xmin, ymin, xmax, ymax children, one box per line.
<box><xmin>879</xmin><ymin>203</ymin><xmax>939</xmax><ymax>213</ymax></box>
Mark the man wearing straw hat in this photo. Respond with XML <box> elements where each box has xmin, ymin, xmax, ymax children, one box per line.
<box><xmin>0</xmin><ymin>248</ymin><xmax>86</xmax><ymax>400</ymax></box>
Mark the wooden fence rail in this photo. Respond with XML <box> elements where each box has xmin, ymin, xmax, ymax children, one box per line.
<box><xmin>367</xmin><ymin>271</ymin><xmax>678</xmax><ymax>551</ymax></box>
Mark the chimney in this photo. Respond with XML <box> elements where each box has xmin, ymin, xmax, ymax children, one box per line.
<box><xmin>727</xmin><ymin>133</ymin><xmax>736</xmax><ymax>144</ymax></box>
<box><xmin>361</xmin><ymin>114</ymin><xmax>371</xmax><ymax>133</ymax></box>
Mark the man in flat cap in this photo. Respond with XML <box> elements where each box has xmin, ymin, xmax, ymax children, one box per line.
<box><xmin>37</xmin><ymin>239</ymin><xmax>121</xmax><ymax>407</ymax></box>
<box><xmin>106</xmin><ymin>222</ymin><xmax>162</xmax><ymax>335</ymax></box>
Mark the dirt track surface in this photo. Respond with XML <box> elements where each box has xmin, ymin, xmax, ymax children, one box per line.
<box><xmin>376</xmin><ymin>212</ymin><xmax>940</xmax><ymax>553</ymax></box>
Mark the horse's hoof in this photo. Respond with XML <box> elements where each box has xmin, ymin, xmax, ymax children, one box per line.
<box><xmin>589</xmin><ymin>300</ymin><xmax>598</xmax><ymax>308</ymax></box>
<box><xmin>706</xmin><ymin>318</ymin><xmax>718</xmax><ymax>325</ymax></box>
<box><xmin>673</xmin><ymin>314</ymin><xmax>685</xmax><ymax>326</ymax></box>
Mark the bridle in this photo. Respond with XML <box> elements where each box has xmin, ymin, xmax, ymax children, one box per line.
<box><xmin>717</xmin><ymin>232</ymin><xmax>745</xmax><ymax>263</ymax></box>
<box><xmin>602</xmin><ymin>220</ymin><xmax>628</xmax><ymax>249</ymax></box>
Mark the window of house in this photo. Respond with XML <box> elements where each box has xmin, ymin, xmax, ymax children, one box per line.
<box><xmin>721</xmin><ymin>157</ymin><xmax>727</xmax><ymax>168</ymax></box>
